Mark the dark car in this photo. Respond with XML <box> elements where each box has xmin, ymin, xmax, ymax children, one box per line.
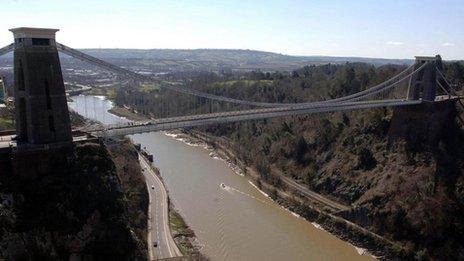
<box><xmin>153</xmin><ymin>242</ymin><xmax>158</xmax><ymax>247</ymax></box>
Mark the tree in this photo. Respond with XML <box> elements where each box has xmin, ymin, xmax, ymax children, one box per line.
<box><xmin>304</xmin><ymin>170</ymin><xmax>316</xmax><ymax>188</ymax></box>
<box><xmin>295</xmin><ymin>136</ymin><xmax>308</xmax><ymax>164</ymax></box>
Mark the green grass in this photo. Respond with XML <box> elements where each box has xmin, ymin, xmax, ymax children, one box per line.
<box><xmin>169</xmin><ymin>210</ymin><xmax>194</xmax><ymax>237</ymax></box>
<box><xmin>169</xmin><ymin>209</ymin><xmax>195</xmax><ymax>255</ymax></box>
<box><xmin>86</xmin><ymin>88</ymin><xmax>117</xmax><ymax>100</ymax></box>
<box><xmin>211</xmin><ymin>79</ymin><xmax>273</xmax><ymax>88</ymax></box>
<box><xmin>108</xmin><ymin>106</ymin><xmax>148</xmax><ymax>121</ymax></box>
<box><xmin>0</xmin><ymin>116</ymin><xmax>14</xmax><ymax>130</ymax></box>
<box><xmin>140</xmin><ymin>83</ymin><xmax>161</xmax><ymax>93</ymax></box>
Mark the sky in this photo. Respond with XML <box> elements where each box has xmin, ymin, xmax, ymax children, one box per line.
<box><xmin>1</xmin><ymin>0</ymin><xmax>463</xmax><ymax>59</ymax></box>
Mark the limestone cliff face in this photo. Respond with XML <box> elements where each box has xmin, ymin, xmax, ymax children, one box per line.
<box><xmin>388</xmin><ymin>100</ymin><xmax>457</xmax><ymax>149</ymax></box>
<box><xmin>336</xmin><ymin>100</ymin><xmax>464</xmax><ymax>259</ymax></box>
<box><xmin>0</xmin><ymin>141</ymin><xmax>147</xmax><ymax>260</ymax></box>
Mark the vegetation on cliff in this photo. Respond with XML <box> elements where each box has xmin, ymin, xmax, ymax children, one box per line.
<box><xmin>0</xmin><ymin>105</ymin><xmax>13</xmax><ymax>131</ymax></box>
<box><xmin>107</xmin><ymin>138</ymin><xmax>149</xmax><ymax>254</ymax></box>
<box><xmin>0</xmin><ymin>140</ymin><xmax>148</xmax><ymax>260</ymax></box>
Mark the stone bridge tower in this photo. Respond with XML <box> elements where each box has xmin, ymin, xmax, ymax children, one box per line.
<box><xmin>407</xmin><ymin>55</ymin><xmax>443</xmax><ymax>102</ymax></box>
<box><xmin>10</xmin><ymin>27</ymin><xmax>72</xmax><ymax>145</ymax></box>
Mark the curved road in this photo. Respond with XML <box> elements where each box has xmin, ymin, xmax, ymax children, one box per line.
<box><xmin>140</xmin><ymin>154</ymin><xmax>182</xmax><ymax>260</ymax></box>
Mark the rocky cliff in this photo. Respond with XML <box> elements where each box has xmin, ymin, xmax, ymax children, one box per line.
<box><xmin>0</xmin><ymin>140</ymin><xmax>148</xmax><ymax>260</ymax></box>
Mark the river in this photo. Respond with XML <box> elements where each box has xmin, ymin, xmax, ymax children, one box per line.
<box><xmin>69</xmin><ymin>95</ymin><xmax>375</xmax><ymax>261</ymax></box>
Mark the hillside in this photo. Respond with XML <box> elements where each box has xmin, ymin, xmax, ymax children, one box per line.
<box><xmin>67</xmin><ymin>49</ymin><xmax>412</xmax><ymax>71</ymax></box>
<box><xmin>0</xmin><ymin>48</ymin><xmax>415</xmax><ymax>72</ymax></box>
<box><xmin>77</xmin><ymin>48</ymin><xmax>411</xmax><ymax>66</ymax></box>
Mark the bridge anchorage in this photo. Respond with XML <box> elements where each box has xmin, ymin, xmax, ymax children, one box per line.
<box><xmin>0</xmin><ymin>27</ymin><xmax>460</xmax><ymax>141</ymax></box>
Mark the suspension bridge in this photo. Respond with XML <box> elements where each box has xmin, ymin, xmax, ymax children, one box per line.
<box><xmin>0</xmin><ymin>28</ymin><xmax>460</xmax><ymax>140</ymax></box>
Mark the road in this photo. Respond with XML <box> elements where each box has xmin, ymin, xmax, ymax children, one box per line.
<box><xmin>276</xmin><ymin>171</ymin><xmax>350</xmax><ymax>212</ymax></box>
<box><xmin>139</xmin><ymin>154</ymin><xmax>182</xmax><ymax>260</ymax></box>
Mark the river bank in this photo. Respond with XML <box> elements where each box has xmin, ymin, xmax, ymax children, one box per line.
<box><xmin>109</xmin><ymin>106</ymin><xmax>148</xmax><ymax>121</ymax></box>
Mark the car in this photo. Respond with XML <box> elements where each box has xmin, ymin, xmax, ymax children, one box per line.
<box><xmin>151</xmin><ymin>185</ymin><xmax>155</xmax><ymax>190</ymax></box>
<box><xmin>153</xmin><ymin>242</ymin><xmax>158</xmax><ymax>247</ymax></box>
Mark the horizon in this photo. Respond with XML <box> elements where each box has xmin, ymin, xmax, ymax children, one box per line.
<box><xmin>1</xmin><ymin>0</ymin><xmax>463</xmax><ymax>60</ymax></box>
<box><xmin>76</xmin><ymin>47</ymin><xmax>419</xmax><ymax>61</ymax></box>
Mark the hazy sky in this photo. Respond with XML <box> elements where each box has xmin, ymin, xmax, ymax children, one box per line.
<box><xmin>1</xmin><ymin>0</ymin><xmax>463</xmax><ymax>59</ymax></box>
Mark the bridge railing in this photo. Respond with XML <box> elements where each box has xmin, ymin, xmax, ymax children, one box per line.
<box><xmin>84</xmin><ymin>99</ymin><xmax>423</xmax><ymax>136</ymax></box>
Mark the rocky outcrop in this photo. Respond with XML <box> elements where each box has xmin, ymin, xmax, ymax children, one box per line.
<box><xmin>324</xmin><ymin>100</ymin><xmax>464</xmax><ymax>259</ymax></box>
<box><xmin>388</xmin><ymin>100</ymin><xmax>457</xmax><ymax>149</ymax></box>
<box><xmin>0</xmin><ymin>141</ymin><xmax>147</xmax><ymax>260</ymax></box>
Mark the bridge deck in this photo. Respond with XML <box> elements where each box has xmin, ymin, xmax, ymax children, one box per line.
<box><xmin>88</xmin><ymin>99</ymin><xmax>425</xmax><ymax>137</ymax></box>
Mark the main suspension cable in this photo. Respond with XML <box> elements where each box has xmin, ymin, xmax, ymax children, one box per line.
<box><xmin>56</xmin><ymin>42</ymin><xmax>423</xmax><ymax>108</ymax></box>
